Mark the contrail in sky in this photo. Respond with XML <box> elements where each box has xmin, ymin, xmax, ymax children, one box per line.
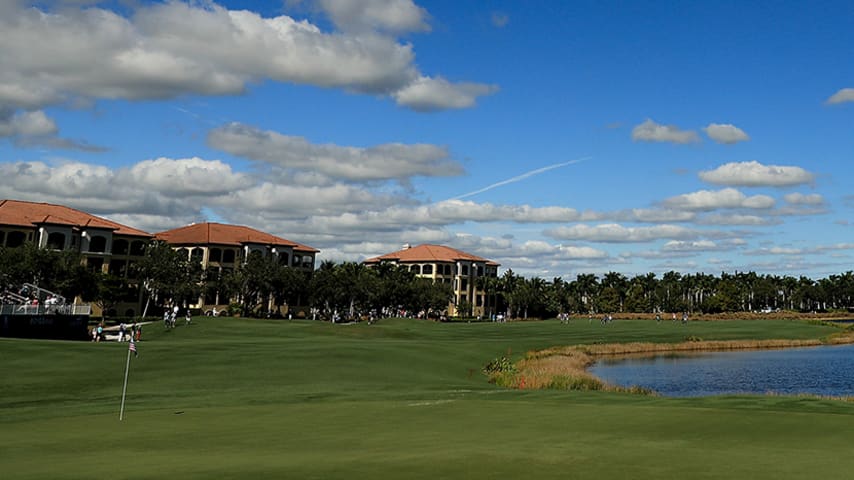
<box><xmin>450</xmin><ymin>156</ymin><xmax>591</xmax><ymax>201</ymax></box>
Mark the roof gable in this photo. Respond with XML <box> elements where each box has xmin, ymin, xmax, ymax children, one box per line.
<box><xmin>0</xmin><ymin>199</ymin><xmax>151</xmax><ymax>237</ymax></box>
<box><xmin>155</xmin><ymin>222</ymin><xmax>319</xmax><ymax>253</ymax></box>
<box><xmin>364</xmin><ymin>244</ymin><xmax>499</xmax><ymax>266</ymax></box>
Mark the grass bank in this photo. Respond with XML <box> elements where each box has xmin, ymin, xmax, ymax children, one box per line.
<box><xmin>3</xmin><ymin>316</ymin><xmax>854</xmax><ymax>479</ymax></box>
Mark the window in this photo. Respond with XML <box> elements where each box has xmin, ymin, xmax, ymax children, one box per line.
<box><xmin>461</xmin><ymin>279</ymin><xmax>468</xmax><ymax>291</ymax></box>
<box><xmin>209</xmin><ymin>248</ymin><xmax>222</xmax><ymax>262</ymax></box>
<box><xmin>461</xmin><ymin>265</ymin><xmax>469</xmax><ymax>276</ymax></box>
<box><xmin>477</xmin><ymin>266</ymin><xmax>484</xmax><ymax>277</ymax></box>
<box><xmin>0</xmin><ymin>231</ymin><xmax>5</xmax><ymax>245</ymax></box>
<box><xmin>302</xmin><ymin>256</ymin><xmax>313</xmax><ymax>267</ymax></box>
<box><xmin>444</xmin><ymin>264</ymin><xmax>453</xmax><ymax>275</ymax></box>
<box><xmin>410</xmin><ymin>265</ymin><xmax>421</xmax><ymax>274</ymax></box>
<box><xmin>46</xmin><ymin>232</ymin><xmax>66</xmax><ymax>250</ymax></box>
<box><xmin>130</xmin><ymin>240</ymin><xmax>145</xmax><ymax>256</ymax></box>
<box><xmin>190</xmin><ymin>248</ymin><xmax>204</xmax><ymax>264</ymax></box>
<box><xmin>108</xmin><ymin>260</ymin><xmax>127</xmax><ymax>276</ymax></box>
<box><xmin>113</xmin><ymin>239</ymin><xmax>129</xmax><ymax>255</ymax></box>
<box><xmin>223</xmin><ymin>249</ymin><xmax>236</xmax><ymax>263</ymax></box>
<box><xmin>87</xmin><ymin>257</ymin><xmax>104</xmax><ymax>272</ymax></box>
<box><xmin>6</xmin><ymin>231</ymin><xmax>25</xmax><ymax>247</ymax></box>
<box><xmin>88</xmin><ymin>235</ymin><xmax>107</xmax><ymax>253</ymax></box>
<box><xmin>279</xmin><ymin>252</ymin><xmax>289</xmax><ymax>266</ymax></box>
<box><xmin>422</xmin><ymin>264</ymin><xmax>433</xmax><ymax>275</ymax></box>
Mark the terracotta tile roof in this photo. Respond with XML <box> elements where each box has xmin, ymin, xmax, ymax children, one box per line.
<box><xmin>155</xmin><ymin>222</ymin><xmax>319</xmax><ymax>253</ymax></box>
<box><xmin>0</xmin><ymin>199</ymin><xmax>151</xmax><ymax>237</ymax></box>
<box><xmin>364</xmin><ymin>244</ymin><xmax>499</xmax><ymax>266</ymax></box>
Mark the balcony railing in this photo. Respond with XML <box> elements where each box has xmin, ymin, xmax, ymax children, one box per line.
<box><xmin>0</xmin><ymin>304</ymin><xmax>92</xmax><ymax>316</ymax></box>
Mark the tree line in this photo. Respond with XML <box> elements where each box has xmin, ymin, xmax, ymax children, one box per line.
<box><xmin>2</xmin><ymin>241</ymin><xmax>852</xmax><ymax>319</ymax></box>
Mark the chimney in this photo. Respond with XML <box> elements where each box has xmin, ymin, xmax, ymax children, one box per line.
<box><xmin>403</xmin><ymin>243</ymin><xmax>411</xmax><ymax>250</ymax></box>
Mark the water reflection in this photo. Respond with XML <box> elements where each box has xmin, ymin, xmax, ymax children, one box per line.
<box><xmin>589</xmin><ymin>343</ymin><xmax>854</xmax><ymax>397</ymax></box>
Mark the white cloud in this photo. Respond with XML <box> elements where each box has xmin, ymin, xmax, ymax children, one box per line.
<box><xmin>613</xmin><ymin>208</ymin><xmax>696</xmax><ymax>223</ymax></box>
<box><xmin>208</xmin><ymin>123</ymin><xmax>464</xmax><ymax>182</ymax></box>
<box><xmin>661</xmin><ymin>188</ymin><xmax>775</xmax><ymax>211</ymax></box>
<box><xmin>0</xmin><ymin>110</ymin><xmax>57</xmax><ymax>138</ymax></box>
<box><xmin>316</xmin><ymin>0</ymin><xmax>430</xmax><ymax>33</ymax></box>
<box><xmin>544</xmin><ymin>223</ymin><xmax>709</xmax><ymax>243</ymax></box>
<box><xmin>631</xmin><ymin>118</ymin><xmax>699</xmax><ymax>144</ymax></box>
<box><xmin>699</xmin><ymin>161</ymin><xmax>814</xmax><ymax>187</ymax></box>
<box><xmin>125</xmin><ymin>157</ymin><xmax>254</xmax><ymax>196</ymax></box>
<box><xmin>826</xmin><ymin>88</ymin><xmax>854</xmax><ymax>105</ymax></box>
<box><xmin>703</xmin><ymin>123</ymin><xmax>749</xmax><ymax>144</ymax></box>
<box><xmin>0</xmin><ymin>2</ymin><xmax>494</xmax><ymax>112</ymax></box>
<box><xmin>0</xmin><ymin>109</ymin><xmax>103</xmax><ymax>151</ymax></box>
<box><xmin>784</xmin><ymin>192</ymin><xmax>824</xmax><ymax>205</ymax></box>
<box><xmin>392</xmin><ymin>76</ymin><xmax>499</xmax><ymax>111</ymax></box>
<box><xmin>662</xmin><ymin>240</ymin><xmax>722</xmax><ymax>252</ymax></box>
<box><xmin>695</xmin><ymin>213</ymin><xmax>779</xmax><ymax>226</ymax></box>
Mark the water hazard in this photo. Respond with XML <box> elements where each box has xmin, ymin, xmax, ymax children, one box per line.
<box><xmin>589</xmin><ymin>343</ymin><xmax>854</xmax><ymax>397</ymax></box>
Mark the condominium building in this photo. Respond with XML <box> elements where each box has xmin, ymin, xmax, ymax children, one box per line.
<box><xmin>0</xmin><ymin>199</ymin><xmax>153</xmax><ymax>276</ymax></box>
<box><xmin>363</xmin><ymin>244</ymin><xmax>500</xmax><ymax>317</ymax></box>
<box><xmin>155</xmin><ymin>222</ymin><xmax>319</xmax><ymax>313</ymax></box>
<box><xmin>0</xmin><ymin>199</ymin><xmax>153</xmax><ymax>316</ymax></box>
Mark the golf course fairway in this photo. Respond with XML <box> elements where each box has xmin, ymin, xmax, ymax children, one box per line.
<box><xmin>3</xmin><ymin>317</ymin><xmax>853</xmax><ymax>479</ymax></box>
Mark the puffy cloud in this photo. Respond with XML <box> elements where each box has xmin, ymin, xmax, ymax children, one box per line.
<box><xmin>208</xmin><ymin>123</ymin><xmax>464</xmax><ymax>181</ymax></box>
<box><xmin>0</xmin><ymin>110</ymin><xmax>57</xmax><ymax>138</ymax></box>
<box><xmin>0</xmin><ymin>2</ymin><xmax>493</xmax><ymax>112</ymax></box>
<box><xmin>631</xmin><ymin>118</ymin><xmax>699</xmax><ymax>144</ymax></box>
<box><xmin>703</xmin><ymin>123</ymin><xmax>749</xmax><ymax>144</ymax></box>
<box><xmin>826</xmin><ymin>88</ymin><xmax>854</xmax><ymax>105</ymax></box>
<box><xmin>392</xmin><ymin>76</ymin><xmax>499</xmax><ymax>111</ymax></box>
<box><xmin>315</xmin><ymin>0</ymin><xmax>430</xmax><ymax>33</ymax></box>
<box><xmin>699</xmin><ymin>161</ymin><xmax>814</xmax><ymax>187</ymax></box>
<box><xmin>124</xmin><ymin>157</ymin><xmax>254</xmax><ymax>196</ymax></box>
<box><xmin>544</xmin><ymin>223</ymin><xmax>709</xmax><ymax>243</ymax></box>
<box><xmin>784</xmin><ymin>192</ymin><xmax>824</xmax><ymax>205</ymax></box>
<box><xmin>0</xmin><ymin>109</ymin><xmax>103</xmax><ymax>151</ymax></box>
<box><xmin>661</xmin><ymin>188</ymin><xmax>775</xmax><ymax>211</ymax></box>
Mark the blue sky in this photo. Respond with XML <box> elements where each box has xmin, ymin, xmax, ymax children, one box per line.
<box><xmin>0</xmin><ymin>0</ymin><xmax>852</xmax><ymax>279</ymax></box>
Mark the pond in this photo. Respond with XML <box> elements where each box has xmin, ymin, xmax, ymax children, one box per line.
<box><xmin>589</xmin><ymin>343</ymin><xmax>854</xmax><ymax>397</ymax></box>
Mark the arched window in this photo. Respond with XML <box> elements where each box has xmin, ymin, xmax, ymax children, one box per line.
<box><xmin>278</xmin><ymin>252</ymin><xmax>289</xmax><ymax>266</ymax></box>
<box><xmin>130</xmin><ymin>240</ymin><xmax>145</xmax><ymax>256</ymax></box>
<box><xmin>113</xmin><ymin>239</ymin><xmax>129</xmax><ymax>255</ymax></box>
<box><xmin>209</xmin><ymin>248</ymin><xmax>222</xmax><ymax>262</ymax></box>
<box><xmin>223</xmin><ymin>249</ymin><xmax>236</xmax><ymax>263</ymax></box>
<box><xmin>88</xmin><ymin>235</ymin><xmax>107</xmax><ymax>253</ymax></box>
<box><xmin>190</xmin><ymin>248</ymin><xmax>204</xmax><ymax>264</ymax></box>
<box><xmin>422</xmin><ymin>264</ymin><xmax>433</xmax><ymax>275</ymax></box>
<box><xmin>410</xmin><ymin>265</ymin><xmax>421</xmax><ymax>274</ymax></box>
<box><xmin>178</xmin><ymin>247</ymin><xmax>190</xmax><ymax>259</ymax></box>
<box><xmin>6</xmin><ymin>231</ymin><xmax>25</xmax><ymax>247</ymax></box>
<box><xmin>46</xmin><ymin>232</ymin><xmax>66</xmax><ymax>250</ymax></box>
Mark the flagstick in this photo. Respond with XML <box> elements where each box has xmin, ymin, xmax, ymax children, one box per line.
<box><xmin>119</xmin><ymin>346</ymin><xmax>132</xmax><ymax>421</ymax></box>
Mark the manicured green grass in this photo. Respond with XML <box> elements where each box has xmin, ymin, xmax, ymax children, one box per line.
<box><xmin>2</xmin><ymin>317</ymin><xmax>853</xmax><ymax>479</ymax></box>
